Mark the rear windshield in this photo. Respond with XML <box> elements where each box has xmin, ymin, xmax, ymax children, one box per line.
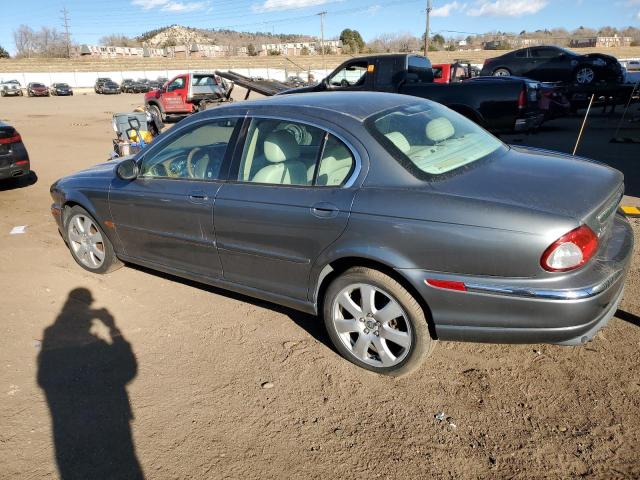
<box><xmin>365</xmin><ymin>101</ymin><xmax>504</xmax><ymax>176</ymax></box>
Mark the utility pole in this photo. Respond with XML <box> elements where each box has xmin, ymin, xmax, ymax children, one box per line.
<box><xmin>317</xmin><ymin>11</ymin><xmax>327</xmax><ymax>72</ymax></box>
<box><xmin>61</xmin><ymin>7</ymin><xmax>71</xmax><ymax>58</ymax></box>
<box><xmin>423</xmin><ymin>0</ymin><xmax>432</xmax><ymax>57</ymax></box>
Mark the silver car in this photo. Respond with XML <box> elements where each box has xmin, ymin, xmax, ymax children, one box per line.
<box><xmin>50</xmin><ymin>92</ymin><xmax>633</xmax><ymax>375</ymax></box>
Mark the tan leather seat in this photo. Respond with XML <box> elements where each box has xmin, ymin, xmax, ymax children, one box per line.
<box><xmin>426</xmin><ymin>117</ymin><xmax>455</xmax><ymax>143</ymax></box>
<box><xmin>252</xmin><ymin>130</ymin><xmax>307</xmax><ymax>185</ymax></box>
<box><xmin>310</xmin><ymin>143</ymin><xmax>354</xmax><ymax>186</ymax></box>
<box><xmin>384</xmin><ymin>131</ymin><xmax>411</xmax><ymax>154</ymax></box>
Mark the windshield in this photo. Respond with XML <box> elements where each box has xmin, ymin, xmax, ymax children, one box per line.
<box><xmin>56</xmin><ymin>83</ymin><xmax>69</xmax><ymax>88</ymax></box>
<box><xmin>366</xmin><ymin>101</ymin><xmax>504</xmax><ymax>176</ymax></box>
<box><xmin>32</xmin><ymin>83</ymin><xmax>44</xmax><ymax>88</ymax></box>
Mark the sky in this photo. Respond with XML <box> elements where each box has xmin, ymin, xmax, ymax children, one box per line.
<box><xmin>1</xmin><ymin>0</ymin><xmax>639</xmax><ymax>54</ymax></box>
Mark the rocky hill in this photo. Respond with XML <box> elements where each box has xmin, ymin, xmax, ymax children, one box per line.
<box><xmin>136</xmin><ymin>25</ymin><xmax>315</xmax><ymax>49</ymax></box>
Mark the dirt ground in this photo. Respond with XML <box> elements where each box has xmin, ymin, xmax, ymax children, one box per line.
<box><xmin>1</xmin><ymin>92</ymin><xmax>640</xmax><ymax>480</ymax></box>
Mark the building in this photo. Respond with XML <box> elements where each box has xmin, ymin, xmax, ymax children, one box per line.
<box><xmin>259</xmin><ymin>40</ymin><xmax>342</xmax><ymax>56</ymax></box>
<box><xmin>75</xmin><ymin>44</ymin><xmax>165</xmax><ymax>58</ymax></box>
<box><xmin>570</xmin><ymin>35</ymin><xmax>633</xmax><ymax>48</ymax></box>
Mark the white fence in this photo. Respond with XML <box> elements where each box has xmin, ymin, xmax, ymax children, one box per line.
<box><xmin>0</xmin><ymin>68</ymin><xmax>333</xmax><ymax>88</ymax></box>
<box><xmin>1</xmin><ymin>58</ymin><xmax>639</xmax><ymax>88</ymax></box>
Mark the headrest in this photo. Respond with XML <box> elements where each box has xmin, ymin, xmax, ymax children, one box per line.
<box><xmin>384</xmin><ymin>131</ymin><xmax>411</xmax><ymax>154</ymax></box>
<box><xmin>264</xmin><ymin>130</ymin><xmax>300</xmax><ymax>163</ymax></box>
<box><xmin>426</xmin><ymin>117</ymin><xmax>455</xmax><ymax>143</ymax></box>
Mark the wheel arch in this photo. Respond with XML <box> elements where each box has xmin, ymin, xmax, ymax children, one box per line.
<box><xmin>313</xmin><ymin>256</ymin><xmax>437</xmax><ymax>338</ymax></box>
<box><xmin>146</xmin><ymin>99</ymin><xmax>165</xmax><ymax>114</ymax></box>
<box><xmin>60</xmin><ymin>196</ymin><xmax>119</xmax><ymax>248</ymax></box>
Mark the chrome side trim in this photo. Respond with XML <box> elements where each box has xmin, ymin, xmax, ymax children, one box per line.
<box><xmin>464</xmin><ymin>270</ymin><xmax>624</xmax><ymax>301</ymax></box>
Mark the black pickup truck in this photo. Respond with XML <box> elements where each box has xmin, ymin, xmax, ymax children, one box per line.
<box><xmin>280</xmin><ymin>54</ymin><xmax>543</xmax><ymax>133</ymax></box>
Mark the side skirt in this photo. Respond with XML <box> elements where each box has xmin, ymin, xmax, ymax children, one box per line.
<box><xmin>116</xmin><ymin>253</ymin><xmax>318</xmax><ymax>316</ymax></box>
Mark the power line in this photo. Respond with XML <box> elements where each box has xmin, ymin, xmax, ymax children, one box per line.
<box><xmin>317</xmin><ymin>11</ymin><xmax>327</xmax><ymax>71</ymax></box>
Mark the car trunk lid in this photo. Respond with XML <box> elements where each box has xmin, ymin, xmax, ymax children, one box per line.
<box><xmin>429</xmin><ymin>145</ymin><xmax>624</xmax><ymax>237</ymax></box>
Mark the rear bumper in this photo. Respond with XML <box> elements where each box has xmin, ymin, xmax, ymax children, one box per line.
<box><xmin>399</xmin><ymin>214</ymin><xmax>634</xmax><ymax>345</ymax></box>
<box><xmin>514</xmin><ymin>112</ymin><xmax>545</xmax><ymax>132</ymax></box>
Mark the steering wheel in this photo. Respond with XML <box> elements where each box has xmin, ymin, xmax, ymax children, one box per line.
<box><xmin>186</xmin><ymin>147</ymin><xmax>203</xmax><ymax>178</ymax></box>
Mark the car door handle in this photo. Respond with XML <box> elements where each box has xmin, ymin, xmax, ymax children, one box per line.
<box><xmin>188</xmin><ymin>191</ymin><xmax>209</xmax><ymax>203</ymax></box>
<box><xmin>311</xmin><ymin>203</ymin><xmax>339</xmax><ymax>219</ymax></box>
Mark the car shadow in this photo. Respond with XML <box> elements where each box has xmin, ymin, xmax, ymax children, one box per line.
<box><xmin>616</xmin><ymin>309</ymin><xmax>640</xmax><ymax>328</ymax></box>
<box><xmin>127</xmin><ymin>264</ymin><xmax>333</xmax><ymax>351</ymax></box>
<box><xmin>37</xmin><ymin>288</ymin><xmax>144</xmax><ymax>480</ymax></box>
<box><xmin>0</xmin><ymin>171</ymin><xmax>37</xmax><ymax>191</ymax></box>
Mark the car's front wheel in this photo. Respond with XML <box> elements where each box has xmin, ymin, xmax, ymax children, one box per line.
<box><xmin>64</xmin><ymin>206</ymin><xmax>122</xmax><ymax>274</ymax></box>
<box><xmin>323</xmin><ymin>267</ymin><xmax>433</xmax><ymax>376</ymax></box>
<box><xmin>575</xmin><ymin>66</ymin><xmax>595</xmax><ymax>85</ymax></box>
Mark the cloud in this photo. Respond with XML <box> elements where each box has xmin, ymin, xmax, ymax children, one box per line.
<box><xmin>367</xmin><ymin>4</ymin><xmax>382</xmax><ymax>15</ymax></box>
<box><xmin>432</xmin><ymin>1</ymin><xmax>464</xmax><ymax>17</ymax></box>
<box><xmin>467</xmin><ymin>0</ymin><xmax>547</xmax><ymax>16</ymax></box>
<box><xmin>131</xmin><ymin>0</ymin><xmax>208</xmax><ymax>12</ymax></box>
<box><xmin>254</xmin><ymin>0</ymin><xmax>334</xmax><ymax>12</ymax></box>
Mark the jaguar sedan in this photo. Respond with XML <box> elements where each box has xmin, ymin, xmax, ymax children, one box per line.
<box><xmin>50</xmin><ymin>92</ymin><xmax>633</xmax><ymax>375</ymax></box>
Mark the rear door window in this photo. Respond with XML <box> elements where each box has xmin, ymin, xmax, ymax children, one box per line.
<box><xmin>236</xmin><ymin>118</ymin><xmax>355</xmax><ymax>187</ymax></box>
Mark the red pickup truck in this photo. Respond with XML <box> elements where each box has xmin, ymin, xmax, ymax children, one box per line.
<box><xmin>144</xmin><ymin>72</ymin><xmax>229</xmax><ymax>121</ymax></box>
<box><xmin>432</xmin><ymin>61</ymin><xmax>480</xmax><ymax>83</ymax></box>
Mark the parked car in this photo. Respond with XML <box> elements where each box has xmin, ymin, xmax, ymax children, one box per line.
<box><xmin>0</xmin><ymin>120</ymin><xmax>30</xmax><ymax>181</ymax></box>
<box><xmin>121</xmin><ymin>79</ymin><xmax>136</xmax><ymax>93</ymax></box>
<box><xmin>480</xmin><ymin>46</ymin><xmax>624</xmax><ymax>85</ymax></box>
<box><xmin>466</xmin><ymin>76</ymin><xmax>571</xmax><ymax>121</ymax></box>
<box><xmin>100</xmin><ymin>81</ymin><xmax>121</xmax><ymax>95</ymax></box>
<box><xmin>281</xmin><ymin>54</ymin><xmax>544</xmax><ymax>133</ymax></box>
<box><xmin>50</xmin><ymin>83</ymin><xmax>73</xmax><ymax>96</ymax></box>
<box><xmin>135</xmin><ymin>79</ymin><xmax>152</xmax><ymax>93</ymax></box>
<box><xmin>50</xmin><ymin>92</ymin><xmax>632</xmax><ymax>375</ymax></box>
<box><xmin>0</xmin><ymin>79</ymin><xmax>23</xmax><ymax>97</ymax></box>
<box><xmin>27</xmin><ymin>82</ymin><xmax>49</xmax><ymax>97</ymax></box>
<box><xmin>285</xmin><ymin>75</ymin><xmax>308</xmax><ymax>87</ymax></box>
<box><xmin>94</xmin><ymin>77</ymin><xmax>113</xmax><ymax>94</ymax></box>
<box><xmin>144</xmin><ymin>72</ymin><xmax>228</xmax><ymax>122</ymax></box>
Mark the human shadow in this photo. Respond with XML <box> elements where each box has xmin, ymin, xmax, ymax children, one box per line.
<box><xmin>37</xmin><ymin>288</ymin><xmax>144</xmax><ymax>480</ymax></box>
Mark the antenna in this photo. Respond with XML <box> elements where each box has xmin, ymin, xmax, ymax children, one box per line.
<box><xmin>61</xmin><ymin>7</ymin><xmax>71</xmax><ymax>58</ymax></box>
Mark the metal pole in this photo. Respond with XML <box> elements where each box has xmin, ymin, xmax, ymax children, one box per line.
<box><xmin>318</xmin><ymin>11</ymin><xmax>327</xmax><ymax>72</ymax></box>
<box><xmin>573</xmin><ymin>94</ymin><xmax>595</xmax><ymax>156</ymax></box>
<box><xmin>424</xmin><ymin>0</ymin><xmax>432</xmax><ymax>57</ymax></box>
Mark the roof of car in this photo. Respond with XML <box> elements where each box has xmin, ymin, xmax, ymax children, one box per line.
<box><xmin>209</xmin><ymin>91</ymin><xmax>424</xmax><ymax>122</ymax></box>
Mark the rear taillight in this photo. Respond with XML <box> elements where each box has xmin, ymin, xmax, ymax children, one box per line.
<box><xmin>541</xmin><ymin>225</ymin><xmax>598</xmax><ymax>272</ymax></box>
<box><xmin>518</xmin><ymin>89</ymin><xmax>526</xmax><ymax>109</ymax></box>
<box><xmin>0</xmin><ymin>133</ymin><xmax>21</xmax><ymax>144</ymax></box>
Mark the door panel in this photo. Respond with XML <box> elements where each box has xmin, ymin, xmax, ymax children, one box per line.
<box><xmin>109</xmin><ymin>177</ymin><xmax>223</xmax><ymax>278</ymax></box>
<box><xmin>215</xmin><ymin>184</ymin><xmax>355</xmax><ymax>299</ymax></box>
<box><xmin>163</xmin><ymin>76</ymin><xmax>188</xmax><ymax>113</ymax></box>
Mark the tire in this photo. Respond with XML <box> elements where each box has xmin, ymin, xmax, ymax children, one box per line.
<box><xmin>18</xmin><ymin>90</ymin><xmax>23</xmax><ymax>96</ymax></box>
<box><xmin>0</xmin><ymin>90</ymin><xmax>5</xmax><ymax>97</ymax></box>
<box><xmin>64</xmin><ymin>206</ymin><xmax>122</xmax><ymax>274</ymax></box>
<box><xmin>575</xmin><ymin>66</ymin><xmax>595</xmax><ymax>85</ymax></box>
<box><xmin>147</xmin><ymin>103</ymin><xmax>165</xmax><ymax>123</ymax></box>
<box><xmin>27</xmin><ymin>91</ymin><xmax>32</xmax><ymax>97</ymax></box>
<box><xmin>323</xmin><ymin>267</ymin><xmax>434</xmax><ymax>376</ymax></box>
<box><xmin>493</xmin><ymin>68</ymin><xmax>511</xmax><ymax>77</ymax></box>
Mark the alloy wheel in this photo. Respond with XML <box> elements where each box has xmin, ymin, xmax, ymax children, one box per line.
<box><xmin>576</xmin><ymin>67</ymin><xmax>595</xmax><ymax>84</ymax></box>
<box><xmin>331</xmin><ymin>283</ymin><xmax>412</xmax><ymax>368</ymax></box>
<box><xmin>67</xmin><ymin>214</ymin><xmax>105</xmax><ymax>269</ymax></box>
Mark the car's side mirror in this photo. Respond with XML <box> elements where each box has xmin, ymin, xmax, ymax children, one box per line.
<box><xmin>116</xmin><ymin>159</ymin><xmax>139</xmax><ymax>180</ymax></box>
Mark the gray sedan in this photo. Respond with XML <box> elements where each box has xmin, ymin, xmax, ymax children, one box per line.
<box><xmin>50</xmin><ymin>92</ymin><xmax>633</xmax><ymax>375</ymax></box>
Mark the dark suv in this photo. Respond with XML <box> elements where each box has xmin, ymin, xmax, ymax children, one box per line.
<box><xmin>0</xmin><ymin>121</ymin><xmax>30</xmax><ymax>181</ymax></box>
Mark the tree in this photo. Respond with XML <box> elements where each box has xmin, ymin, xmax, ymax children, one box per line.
<box><xmin>247</xmin><ymin>43</ymin><xmax>257</xmax><ymax>56</ymax></box>
<box><xmin>99</xmin><ymin>34</ymin><xmax>140</xmax><ymax>47</ymax></box>
<box><xmin>339</xmin><ymin>28</ymin><xmax>365</xmax><ymax>54</ymax></box>
<box><xmin>13</xmin><ymin>25</ymin><xmax>35</xmax><ymax>58</ymax></box>
<box><xmin>0</xmin><ymin>45</ymin><xmax>9</xmax><ymax>58</ymax></box>
<box><xmin>300</xmin><ymin>46</ymin><xmax>310</xmax><ymax>55</ymax></box>
<box><xmin>432</xmin><ymin>33</ymin><xmax>445</xmax><ymax>45</ymax></box>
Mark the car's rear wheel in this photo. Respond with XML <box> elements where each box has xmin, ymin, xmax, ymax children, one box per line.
<box><xmin>65</xmin><ymin>206</ymin><xmax>122</xmax><ymax>274</ymax></box>
<box><xmin>493</xmin><ymin>68</ymin><xmax>511</xmax><ymax>76</ymax></box>
<box><xmin>323</xmin><ymin>267</ymin><xmax>433</xmax><ymax>376</ymax></box>
<box><xmin>575</xmin><ymin>66</ymin><xmax>595</xmax><ymax>85</ymax></box>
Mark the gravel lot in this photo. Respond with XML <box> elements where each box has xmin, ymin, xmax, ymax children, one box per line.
<box><xmin>1</xmin><ymin>93</ymin><xmax>639</xmax><ymax>479</ymax></box>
